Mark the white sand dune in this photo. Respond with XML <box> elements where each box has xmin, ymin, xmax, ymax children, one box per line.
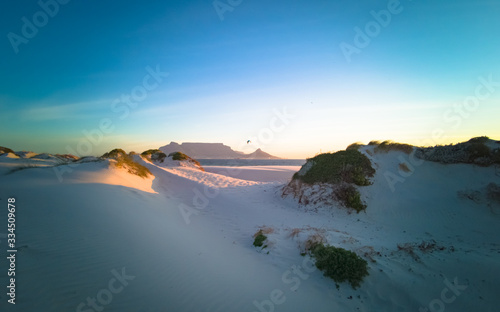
<box><xmin>203</xmin><ymin>165</ymin><xmax>301</xmax><ymax>183</ymax></box>
<box><xmin>0</xmin><ymin>150</ymin><xmax>499</xmax><ymax>312</ymax></box>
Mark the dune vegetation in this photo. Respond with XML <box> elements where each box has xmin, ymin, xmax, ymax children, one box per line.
<box><xmin>415</xmin><ymin>136</ymin><xmax>500</xmax><ymax>166</ymax></box>
<box><xmin>310</xmin><ymin>242</ymin><xmax>369</xmax><ymax>290</ymax></box>
<box><xmin>372</xmin><ymin>140</ymin><xmax>414</xmax><ymax>154</ymax></box>
<box><xmin>102</xmin><ymin>148</ymin><xmax>152</xmax><ymax>178</ymax></box>
<box><xmin>169</xmin><ymin>151</ymin><xmax>203</xmax><ymax>169</ymax></box>
<box><xmin>141</xmin><ymin>149</ymin><xmax>167</xmax><ymax>162</ymax></box>
<box><xmin>285</xmin><ymin>149</ymin><xmax>375</xmax><ymax>213</ymax></box>
<box><xmin>0</xmin><ymin>146</ymin><xmax>16</xmax><ymax>155</ymax></box>
<box><xmin>293</xmin><ymin>150</ymin><xmax>375</xmax><ymax>186</ymax></box>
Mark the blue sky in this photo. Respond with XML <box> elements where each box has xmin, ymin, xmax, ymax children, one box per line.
<box><xmin>0</xmin><ymin>0</ymin><xmax>499</xmax><ymax>158</ymax></box>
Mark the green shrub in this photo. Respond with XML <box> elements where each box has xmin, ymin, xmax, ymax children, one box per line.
<box><xmin>142</xmin><ymin>149</ymin><xmax>166</xmax><ymax>162</ymax></box>
<box><xmin>141</xmin><ymin>149</ymin><xmax>162</xmax><ymax>156</ymax></box>
<box><xmin>253</xmin><ymin>230</ymin><xmax>267</xmax><ymax>248</ymax></box>
<box><xmin>374</xmin><ymin>140</ymin><xmax>413</xmax><ymax>154</ymax></box>
<box><xmin>334</xmin><ymin>184</ymin><xmax>366</xmax><ymax>213</ymax></box>
<box><xmin>115</xmin><ymin>156</ymin><xmax>152</xmax><ymax>178</ymax></box>
<box><xmin>168</xmin><ymin>151</ymin><xmax>203</xmax><ymax>169</ymax></box>
<box><xmin>467</xmin><ymin>142</ymin><xmax>490</xmax><ymax>161</ymax></box>
<box><xmin>468</xmin><ymin>136</ymin><xmax>489</xmax><ymax>144</ymax></box>
<box><xmin>0</xmin><ymin>146</ymin><xmax>16</xmax><ymax>155</ymax></box>
<box><xmin>153</xmin><ymin>153</ymin><xmax>167</xmax><ymax>162</ymax></box>
<box><xmin>368</xmin><ymin>140</ymin><xmax>381</xmax><ymax>146</ymax></box>
<box><xmin>169</xmin><ymin>152</ymin><xmax>189</xmax><ymax>161</ymax></box>
<box><xmin>350</xmin><ymin>166</ymin><xmax>372</xmax><ymax>186</ymax></box>
<box><xmin>311</xmin><ymin>243</ymin><xmax>369</xmax><ymax>289</ymax></box>
<box><xmin>102</xmin><ymin>149</ymin><xmax>151</xmax><ymax>178</ymax></box>
<box><xmin>101</xmin><ymin>148</ymin><xmax>127</xmax><ymax>159</ymax></box>
<box><xmin>416</xmin><ymin>136</ymin><xmax>498</xmax><ymax>166</ymax></box>
<box><xmin>493</xmin><ymin>149</ymin><xmax>500</xmax><ymax>164</ymax></box>
<box><xmin>294</xmin><ymin>150</ymin><xmax>375</xmax><ymax>186</ymax></box>
<box><xmin>346</xmin><ymin>142</ymin><xmax>362</xmax><ymax>151</ymax></box>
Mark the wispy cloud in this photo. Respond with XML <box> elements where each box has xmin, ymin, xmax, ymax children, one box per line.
<box><xmin>21</xmin><ymin>99</ymin><xmax>111</xmax><ymax>121</ymax></box>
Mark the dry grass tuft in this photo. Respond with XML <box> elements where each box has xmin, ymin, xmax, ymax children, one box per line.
<box><xmin>374</xmin><ymin>140</ymin><xmax>414</xmax><ymax>154</ymax></box>
<box><xmin>346</xmin><ymin>142</ymin><xmax>363</xmax><ymax>151</ymax></box>
<box><xmin>355</xmin><ymin>246</ymin><xmax>381</xmax><ymax>263</ymax></box>
<box><xmin>304</xmin><ymin>233</ymin><xmax>327</xmax><ymax>252</ymax></box>
<box><xmin>288</xmin><ymin>228</ymin><xmax>302</xmax><ymax>238</ymax></box>
<box><xmin>399</xmin><ymin>163</ymin><xmax>411</xmax><ymax>173</ymax></box>
<box><xmin>397</xmin><ymin>240</ymin><xmax>446</xmax><ymax>261</ymax></box>
<box><xmin>255</xmin><ymin>226</ymin><xmax>274</xmax><ymax>237</ymax></box>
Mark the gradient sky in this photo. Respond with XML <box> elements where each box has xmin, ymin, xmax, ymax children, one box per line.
<box><xmin>1</xmin><ymin>0</ymin><xmax>499</xmax><ymax>159</ymax></box>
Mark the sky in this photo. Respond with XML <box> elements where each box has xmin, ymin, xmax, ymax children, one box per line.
<box><xmin>0</xmin><ymin>0</ymin><xmax>499</xmax><ymax>159</ymax></box>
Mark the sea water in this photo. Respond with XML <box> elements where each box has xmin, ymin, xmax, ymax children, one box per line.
<box><xmin>197</xmin><ymin>159</ymin><xmax>306</xmax><ymax>167</ymax></box>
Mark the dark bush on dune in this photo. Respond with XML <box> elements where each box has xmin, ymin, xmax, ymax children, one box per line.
<box><xmin>493</xmin><ymin>149</ymin><xmax>500</xmax><ymax>164</ymax></box>
<box><xmin>286</xmin><ymin>149</ymin><xmax>374</xmax><ymax>212</ymax></box>
<box><xmin>415</xmin><ymin>136</ymin><xmax>499</xmax><ymax>166</ymax></box>
<box><xmin>101</xmin><ymin>148</ymin><xmax>127</xmax><ymax>159</ymax></box>
<box><xmin>141</xmin><ymin>149</ymin><xmax>167</xmax><ymax>162</ymax></box>
<box><xmin>141</xmin><ymin>149</ymin><xmax>161</xmax><ymax>156</ymax></box>
<box><xmin>253</xmin><ymin>230</ymin><xmax>268</xmax><ymax>248</ymax></box>
<box><xmin>168</xmin><ymin>152</ymin><xmax>203</xmax><ymax>169</ymax></box>
<box><xmin>168</xmin><ymin>152</ymin><xmax>189</xmax><ymax>161</ymax></box>
<box><xmin>334</xmin><ymin>184</ymin><xmax>366</xmax><ymax>213</ymax></box>
<box><xmin>346</xmin><ymin>142</ymin><xmax>362</xmax><ymax>151</ymax></box>
<box><xmin>311</xmin><ymin>243</ymin><xmax>369</xmax><ymax>289</ymax></box>
<box><xmin>101</xmin><ymin>148</ymin><xmax>151</xmax><ymax>178</ymax></box>
<box><xmin>294</xmin><ymin>150</ymin><xmax>375</xmax><ymax>186</ymax></box>
<box><xmin>467</xmin><ymin>142</ymin><xmax>491</xmax><ymax>162</ymax></box>
<box><xmin>0</xmin><ymin>146</ymin><xmax>16</xmax><ymax>155</ymax></box>
<box><xmin>468</xmin><ymin>136</ymin><xmax>490</xmax><ymax>144</ymax></box>
<box><xmin>373</xmin><ymin>140</ymin><xmax>413</xmax><ymax>154</ymax></box>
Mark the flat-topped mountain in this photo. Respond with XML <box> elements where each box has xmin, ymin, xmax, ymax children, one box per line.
<box><xmin>159</xmin><ymin>142</ymin><xmax>280</xmax><ymax>159</ymax></box>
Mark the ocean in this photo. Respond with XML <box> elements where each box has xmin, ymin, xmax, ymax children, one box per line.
<box><xmin>197</xmin><ymin>159</ymin><xmax>306</xmax><ymax>167</ymax></box>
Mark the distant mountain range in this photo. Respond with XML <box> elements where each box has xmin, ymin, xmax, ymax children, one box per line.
<box><xmin>159</xmin><ymin>142</ymin><xmax>280</xmax><ymax>159</ymax></box>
